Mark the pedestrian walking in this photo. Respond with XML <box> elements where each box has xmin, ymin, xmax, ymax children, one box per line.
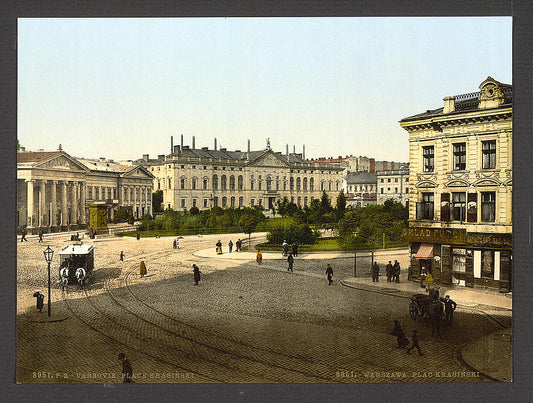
<box><xmin>236</xmin><ymin>239</ymin><xmax>242</xmax><ymax>252</ymax></box>
<box><xmin>282</xmin><ymin>240</ymin><xmax>288</xmax><ymax>256</ymax></box>
<box><xmin>443</xmin><ymin>295</ymin><xmax>457</xmax><ymax>326</ymax></box>
<box><xmin>292</xmin><ymin>243</ymin><xmax>298</xmax><ymax>257</ymax></box>
<box><xmin>38</xmin><ymin>229</ymin><xmax>44</xmax><ymax>243</ymax></box>
<box><xmin>407</xmin><ymin>330</ymin><xmax>423</xmax><ymax>355</ymax></box>
<box><xmin>287</xmin><ymin>253</ymin><xmax>294</xmax><ymax>272</ymax></box>
<box><xmin>193</xmin><ymin>264</ymin><xmax>202</xmax><ymax>285</ymax></box>
<box><xmin>390</xmin><ymin>320</ymin><xmax>409</xmax><ymax>348</ymax></box>
<box><xmin>325</xmin><ymin>264</ymin><xmax>333</xmax><ymax>285</ymax></box>
<box><xmin>228</xmin><ymin>240</ymin><xmax>233</xmax><ymax>253</ymax></box>
<box><xmin>393</xmin><ymin>260</ymin><xmax>401</xmax><ymax>282</ymax></box>
<box><xmin>256</xmin><ymin>250</ymin><xmax>263</xmax><ymax>265</ymax></box>
<box><xmin>216</xmin><ymin>240</ymin><xmax>223</xmax><ymax>255</ymax></box>
<box><xmin>386</xmin><ymin>261</ymin><xmax>393</xmax><ymax>282</ymax></box>
<box><xmin>119</xmin><ymin>251</ymin><xmax>124</xmax><ymax>261</ymax></box>
<box><xmin>407</xmin><ymin>265</ymin><xmax>413</xmax><ymax>281</ymax></box>
<box><xmin>139</xmin><ymin>260</ymin><xmax>147</xmax><ymax>278</ymax></box>
<box><xmin>372</xmin><ymin>262</ymin><xmax>380</xmax><ymax>282</ymax></box>
<box><xmin>172</xmin><ymin>239</ymin><xmax>177</xmax><ymax>249</ymax></box>
<box><xmin>33</xmin><ymin>291</ymin><xmax>44</xmax><ymax>312</ymax></box>
<box><xmin>425</xmin><ymin>272</ymin><xmax>434</xmax><ymax>292</ymax></box>
<box><xmin>118</xmin><ymin>353</ymin><xmax>133</xmax><ymax>383</ymax></box>
<box><xmin>20</xmin><ymin>228</ymin><xmax>28</xmax><ymax>242</ymax></box>
<box><xmin>136</xmin><ymin>231</ymin><xmax>140</xmax><ymax>241</ymax></box>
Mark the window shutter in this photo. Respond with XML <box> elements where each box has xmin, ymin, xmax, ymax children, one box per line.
<box><xmin>416</xmin><ymin>202</ymin><xmax>422</xmax><ymax>220</ymax></box>
<box><xmin>467</xmin><ymin>193</ymin><xmax>478</xmax><ymax>222</ymax></box>
<box><xmin>440</xmin><ymin>193</ymin><xmax>450</xmax><ymax>221</ymax></box>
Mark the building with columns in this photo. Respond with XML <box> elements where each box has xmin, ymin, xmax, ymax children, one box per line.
<box><xmin>400</xmin><ymin>77</ymin><xmax>512</xmax><ymax>291</ymax></box>
<box><xmin>136</xmin><ymin>139</ymin><xmax>345</xmax><ymax>212</ymax></box>
<box><xmin>17</xmin><ymin>149</ymin><xmax>154</xmax><ymax>233</ymax></box>
<box><xmin>376</xmin><ymin>167</ymin><xmax>410</xmax><ymax>206</ymax></box>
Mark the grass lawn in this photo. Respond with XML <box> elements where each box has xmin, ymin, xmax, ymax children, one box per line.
<box><xmin>256</xmin><ymin>216</ymin><xmax>296</xmax><ymax>230</ymax></box>
<box><xmin>119</xmin><ymin>228</ymin><xmax>247</xmax><ymax>237</ymax></box>
<box><xmin>254</xmin><ymin>237</ymin><xmax>409</xmax><ymax>252</ymax></box>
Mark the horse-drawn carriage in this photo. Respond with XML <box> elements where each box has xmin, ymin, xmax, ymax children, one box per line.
<box><xmin>409</xmin><ymin>291</ymin><xmax>444</xmax><ymax>321</ymax></box>
<box><xmin>58</xmin><ymin>243</ymin><xmax>94</xmax><ymax>290</ymax></box>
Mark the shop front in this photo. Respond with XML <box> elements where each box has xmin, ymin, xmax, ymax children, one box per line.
<box><xmin>403</xmin><ymin>227</ymin><xmax>512</xmax><ymax>292</ymax></box>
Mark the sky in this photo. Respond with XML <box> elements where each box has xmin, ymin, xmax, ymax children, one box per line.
<box><xmin>18</xmin><ymin>17</ymin><xmax>512</xmax><ymax>162</ymax></box>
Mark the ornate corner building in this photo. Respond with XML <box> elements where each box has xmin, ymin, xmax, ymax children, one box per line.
<box><xmin>400</xmin><ymin>77</ymin><xmax>512</xmax><ymax>291</ymax></box>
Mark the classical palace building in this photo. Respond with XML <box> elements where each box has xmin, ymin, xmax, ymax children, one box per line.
<box><xmin>136</xmin><ymin>139</ymin><xmax>345</xmax><ymax>212</ymax></box>
<box><xmin>400</xmin><ymin>77</ymin><xmax>512</xmax><ymax>291</ymax></box>
<box><xmin>376</xmin><ymin>167</ymin><xmax>410</xmax><ymax>206</ymax></box>
<box><xmin>343</xmin><ymin>172</ymin><xmax>378</xmax><ymax>208</ymax></box>
<box><xmin>17</xmin><ymin>147</ymin><xmax>154</xmax><ymax>233</ymax></box>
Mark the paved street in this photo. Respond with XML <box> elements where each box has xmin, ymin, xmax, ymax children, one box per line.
<box><xmin>17</xmin><ymin>232</ymin><xmax>510</xmax><ymax>383</ymax></box>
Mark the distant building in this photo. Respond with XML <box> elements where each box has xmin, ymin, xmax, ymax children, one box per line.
<box><xmin>400</xmin><ymin>77</ymin><xmax>512</xmax><ymax>291</ymax></box>
<box><xmin>17</xmin><ymin>148</ymin><xmax>154</xmax><ymax>233</ymax></box>
<box><xmin>377</xmin><ymin>167</ymin><xmax>410</xmax><ymax>205</ymax></box>
<box><xmin>136</xmin><ymin>138</ymin><xmax>344</xmax><ymax>212</ymax></box>
<box><xmin>344</xmin><ymin>172</ymin><xmax>377</xmax><ymax>207</ymax></box>
<box><xmin>309</xmin><ymin>155</ymin><xmax>406</xmax><ymax>173</ymax></box>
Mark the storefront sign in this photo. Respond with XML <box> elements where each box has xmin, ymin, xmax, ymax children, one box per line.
<box><xmin>402</xmin><ymin>227</ymin><xmax>466</xmax><ymax>244</ymax></box>
<box><xmin>466</xmin><ymin>232</ymin><xmax>512</xmax><ymax>249</ymax></box>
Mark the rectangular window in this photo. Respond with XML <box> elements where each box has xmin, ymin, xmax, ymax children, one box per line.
<box><xmin>113</xmin><ymin>188</ymin><xmax>117</xmax><ymax>199</ymax></box>
<box><xmin>192</xmin><ymin>199</ymin><xmax>197</xmax><ymax>207</ymax></box>
<box><xmin>394</xmin><ymin>187</ymin><xmax>398</xmax><ymax>193</ymax></box>
<box><xmin>88</xmin><ymin>187</ymin><xmax>93</xmax><ymax>199</ymax></box>
<box><xmin>96</xmin><ymin>188</ymin><xmax>99</xmax><ymax>200</ymax></box>
<box><xmin>251</xmin><ymin>198</ymin><xmax>255</xmax><ymax>206</ymax></box>
<box><xmin>482</xmin><ymin>140</ymin><xmax>496</xmax><ymax>169</ymax></box>
<box><xmin>181</xmin><ymin>179</ymin><xmax>185</xmax><ymax>189</ymax></box>
<box><xmin>395</xmin><ymin>178</ymin><xmax>398</xmax><ymax>182</ymax></box>
<box><xmin>180</xmin><ymin>199</ymin><xmax>186</xmax><ymax>208</ymax></box>
<box><xmin>423</xmin><ymin>146</ymin><xmax>434</xmax><ymax>172</ymax></box>
<box><xmin>453</xmin><ymin>143</ymin><xmax>466</xmax><ymax>170</ymax></box>
<box><xmin>440</xmin><ymin>193</ymin><xmax>450</xmax><ymax>221</ymax></box>
<box><xmin>380</xmin><ymin>188</ymin><xmax>384</xmax><ymax>194</ymax></box>
<box><xmin>481</xmin><ymin>192</ymin><xmax>496</xmax><ymax>222</ymax></box>
<box><xmin>387</xmin><ymin>178</ymin><xmax>391</xmax><ymax>182</ymax></box>
<box><xmin>380</xmin><ymin>178</ymin><xmax>384</xmax><ymax>183</ymax></box>
<box><xmin>203</xmin><ymin>198</ymin><xmax>208</xmax><ymax>208</ymax></box>
<box><xmin>168</xmin><ymin>178</ymin><xmax>172</xmax><ymax>189</ymax></box>
<box><xmin>417</xmin><ymin>193</ymin><xmax>434</xmax><ymax>220</ymax></box>
<box><xmin>481</xmin><ymin>250</ymin><xmax>494</xmax><ymax>278</ymax></box>
<box><xmin>258</xmin><ymin>199</ymin><xmax>262</xmax><ymax>205</ymax></box>
<box><xmin>452</xmin><ymin>248</ymin><xmax>466</xmax><ymax>273</ymax></box>
<box><xmin>451</xmin><ymin>192</ymin><xmax>466</xmax><ymax>221</ymax></box>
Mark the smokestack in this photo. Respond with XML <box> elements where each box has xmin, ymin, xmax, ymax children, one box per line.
<box><xmin>192</xmin><ymin>136</ymin><xmax>195</xmax><ymax>149</ymax></box>
<box><xmin>247</xmin><ymin>139</ymin><xmax>250</xmax><ymax>152</ymax></box>
<box><xmin>286</xmin><ymin>144</ymin><xmax>289</xmax><ymax>156</ymax></box>
<box><xmin>171</xmin><ymin>136</ymin><xmax>174</xmax><ymax>154</ymax></box>
<box><xmin>303</xmin><ymin>145</ymin><xmax>306</xmax><ymax>159</ymax></box>
<box><xmin>214</xmin><ymin>138</ymin><xmax>217</xmax><ymax>150</ymax></box>
<box><xmin>181</xmin><ymin>134</ymin><xmax>184</xmax><ymax>148</ymax></box>
<box><xmin>293</xmin><ymin>145</ymin><xmax>296</xmax><ymax>153</ymax></box>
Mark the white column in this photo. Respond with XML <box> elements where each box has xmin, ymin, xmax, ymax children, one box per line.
<box><xmin>72</xmin><ymin>182</ymin><xmax>79</xmax><ymax>224</ymax></box>
<box><xmin>473</xmin><ymin>250</ymin><xmax>482</xmax><ymax>278</ymax></box>
<box><xmin>494</xmin><ymin>251</ymin><xmax>501</xmax><ymax>281</ymax></box>
<box><xmin>51</xmin><ymin>181</ymin><xmax>57</xmax><ymax>226</ymax></box>
<box><xmin>26</xmin><ymin>180</ymin><xmax>35</xmax><ymax>227</ymax></box>
<box><xmin>79</xmin><ymin>182</ymin><xmax>86</xmax><ymax>225</ymax></box>
<box><xmin>38</xmin><ymin>180</ymin><xmax>46</xmax><ymax>227</ymax></box>
<box><xmin>61</xmin><ymin>181</ymin><xmax>68</xmax><ymax>226</ymax></box>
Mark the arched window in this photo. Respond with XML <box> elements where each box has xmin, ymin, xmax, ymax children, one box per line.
<box><xmin>320</xmin><ymin>180</ymin><xmax>325</xmax><ymax>191</ymax></box>
<box><xmin>310</xmin><ymin>178</ymin><xmax>314</xmax><ymax>191</ymax></box>
<box><xmin>212</xmin><ymin>174</ymin><xmax>218</xmax><ymax>190</ymax></box>
<box><xmin>290</xmin><ymin>177</ymin><xmax>294</xmax><ymax>191</ymax></box>
<box><xmin>304</xmin><ymin>196</ymin><xmax>308</xmax><ymax>206</ymax></box>
<box><xmin>213</xmin><ymin>196</ymin><xmax>219</xmax><ymax>206</ymax></box>
<box><xmin>266</xmin><ymin>176</ymin><xmax>272</xmax><ymax>190</ymax></box>
<box><xmin>303</xmin><ymin>177</ymin><xmax>308</xmax><ymax>191</ymax></box>
<box><xmin>238</xmin><ymin>196</ymin><xmax>243</xmax><ymax>207</ymax></box>
<box><xmin>222</xmin><ymin>196</ymin><xmax>227</xmax><ymax>207</ymax></box>
<box><xmin>238</xmin><ymin>175</ymin><xmax>244</xmax><ymax>190</ymax></box>
<box><xmin>335</xmin><ymin>180</ymin><xmax>339</xmax><ymax>191</ymax></box>
<box><xmin>229</xmin><ymin>175</ymin><xmax>235</xmax><ymax>190</ymax></box>
<box><xmin>250</xmin><ymin>179</ymin><xmax>254</xmax><ymax>190</ymax></box>
<box><xmin>221</xmin><ymin>175</ymin><xmax>227</xmax><ymax>190</ymax></box>
<box><xmin>203</xmin><ymin>177</ymin><xmax>208</xmax><ymax>190</ymax></box>
<box><xmin>168</xmin><ymin>178</ymin><xmax>172</xmax><ymax>189</ymax></box>
<box><xmin>230</xmin><ymin>196</ymin><xmax>235</xmax><ymax>207</ymax></box>
<box><xmin>328</xmin><ymin>181</ymin><xmax>332</xmax><ymax>191</ymax></box>
<box><xmin>180</xmin><ymin>177</ymin><xmax>186</xmax><ymax>189</ymax></box>
<box><xmin>192</xmin><ymin>177</ymin><xmax>197</xmax><ymax>190</ymax></box>
<box><xmin>258</xmin><ymin>180</ymin><xmax>262</xmax><ymax>190</ymax></box>
<box><xmin>297</xmin><ymin>196</ymin><xmax>301</xmax><ymax>206</ymax></box>
<box><xmin>296</xmin><ymin>177</ymin><xmax>301</xmax><ymax>191</ymax></box>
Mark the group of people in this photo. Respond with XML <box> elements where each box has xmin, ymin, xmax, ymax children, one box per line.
<box><xmin>216</xmin><ymin>239</ymin><xmax>243</xmax><ymax>254</ymax></box>
<box><xmin>281</xmin><ymin>240</ymin><xmax>298</xmax><ymax>257</ymax></box>
<box><xmin>385</xmin><ymin>260</ymin><xmax>401</xmax><ymax>282</ymax></box>
<box><xmin>390</xmin><ymin>320</ymin><xmax>422</xmax><ymax>355</ymax></box>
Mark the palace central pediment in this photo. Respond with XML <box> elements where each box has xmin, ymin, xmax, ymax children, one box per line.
<box><xmin>34</xmin><ymin>153</ymin><xmax>88</xmax><ymax>172</ymax></box>
<box><xmin>248</xmin><ymin>151</ymin><xmax>289</xmax><ymax>168</ymax></box>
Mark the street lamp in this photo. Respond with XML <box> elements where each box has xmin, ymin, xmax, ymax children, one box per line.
<box><xmin>43</xmin><ymin>246</ymin><xmax>54</xmax><ymax>317</ymax></box>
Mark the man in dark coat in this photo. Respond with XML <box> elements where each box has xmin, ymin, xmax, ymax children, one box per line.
<box><xmin>38</xmin><ymin>229</ymin><xmax>44</xmax><ymax>243</ymax></box>
<box><xmin>193</xmin><ymin>264</ymin><xmax>202</xmax><ymax>285</ymax></box>
<box><xmin>21</xmin><ymin>228</ymin><xmax>28</xmax><ymax>242</ymax></box>
<box><xmin>407</xmin><ymin>330</ymin><xmax>422</xmax><ymax>355</ymax></box>
<box><xmin>372</xmin><ymin>262</ymin><xmax>380</xmax><ymax>282</ymax></box>
<box><xmin>136</xmin><ymin>231</ymin><xmax>140</xmax><ymax>241</ymax></box>
<box><xmin>292</xmin><ymin>243</ymin><xmax>298</xmax><ymax>257</ymax></box>
<box><xmin>325</xmin><ymin>264</ymin><xmax>333</xmax><ymax>285</ymax></box>
<box><xmin>287</xmin><ymin>253</ymin><xmax>294</xmax><ymax>272</ymax></box>
<box><xmin>386</xmin><ymin>261</ymin><xmax>393</xmax><ymax>282</ymax></box>
<box><xmin>443</xmin><ymin>295</ymin><xmax>457</xmax><ymax>326</ymax></box>
<box><xmin>236</xmin><ymin>239</ymin><xmax>242</xmax><ymax>252</ymax></box>
<box><xmin>118</xmin><ymin>353</ymin><xmax>133</xmax><ymax>383</ymax></box>
<box><xmin>119</xmin><ymin>251</ymin><xmax>124</xmax><ymax>261</ymax></box>
<box><xmin>228</xmin><ymin>240</ymin><xmax>233</xmax><ymax>253</ymax></box>
<box><xmin>393</xmin><ymin>260</ymin><xmax>401</xmax><ymax>282</ymax></box>
<box><xmin>390</xmin><ymin>320</ymin><xmax>409</xmax><ymax>348</ymax></box>
<box><xmin>33</xmin><ymin>291</ymin><xmax>44</xmax><ymax>312</ymax></box>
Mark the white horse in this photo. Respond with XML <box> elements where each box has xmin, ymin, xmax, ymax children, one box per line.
<box><xmin>75</xmin><ymin>267</ymin><xmax>87</xmax><ymax>289</ymax></box>
<box><xmin>59</xmin><ymin>267</ymin><xmax>69</xmax><ymax>291</ymax></box>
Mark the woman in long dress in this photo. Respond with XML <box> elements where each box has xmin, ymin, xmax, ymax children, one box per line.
<box><xmin>256</xmin><ymin>250</ymin><xmax>263</xmax><ymax>265</ymax></box>
<box><xmin>139</xmin><ymin>260</ymin><xmax>147</xmax><ymax>278</ymax></box>
<box><xmin>193</xmin><ymin>264</ymin><xmax>202</xmax><ymax>285</ymax></box>
<box><xmin>216</xmin><ymin>240</ymin><xmax>223</xmax><ymax>255</ymax></box>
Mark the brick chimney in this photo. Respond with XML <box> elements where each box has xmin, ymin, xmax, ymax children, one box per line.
<box><xmin>443</xmin><ymin>96</ymin><xmax>455</xmax><ymax>114</ymax></box>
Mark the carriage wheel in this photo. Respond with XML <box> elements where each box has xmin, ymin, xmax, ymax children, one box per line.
<box><xmin>409</xmin><ymin>302</ymin><xmax>418</xmax><ymax>319</ymax></box>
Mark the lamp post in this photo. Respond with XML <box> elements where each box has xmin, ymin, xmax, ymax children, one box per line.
<box><xmin>43</xmin><ymin>246</ymin><xmax>54</xmax><ymax>317</ymax></box>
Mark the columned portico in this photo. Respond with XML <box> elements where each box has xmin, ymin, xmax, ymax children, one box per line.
<box><xmin>50</xmin><ymin>181</ymin><xmax>59</xmax><ymax>230</ymax></box>
<box><xmin>38</xmin><ymin>180</ymin><xmax>46</xmax><ymax>228</ymax></box>
<box><xmin>26</xmin><ymin>180</ymin><xmax>35</xmax><ymax>229</ymax></box>
<box><xmin>61</xmin><ymin>181</ymin><xmax>68</xmax><ymax>230</ymax></box>
<box><xmin>79</xmin><ymin>182</ymin><xmax>86</xmax><ymax>226</ymax></box>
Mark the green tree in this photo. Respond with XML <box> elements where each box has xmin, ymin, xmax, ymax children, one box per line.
<box><xmin>239</xmin><ymin>214</ymin><xmax>258</xmax><ymax>248</ymax></box>
<box><xmin>152</xmin><ymin>190</ymin><xmax>163</xmax><ymax>213</ymax></box>
<box><xmin>336</xmin><ymin>190</ymin><xmax>347</xmax><ymax>218</ymax></box>
<box><xmin>321</xmin><ymin>190</ymin><xmax>332</xmax><ymax>212</ymax></box>
<box><xmin>189</xmin><ymin>206</ymin><xmax>200</xmax><ymax>215</ymax></box>
<box><xmin>114</xmin><ymin>207</ymin><xmax>130</xmax><ymax>223</ymax></box>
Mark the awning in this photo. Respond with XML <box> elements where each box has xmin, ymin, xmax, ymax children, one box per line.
<box><xmin>415</xmin><ymin>243</ymin><xmax>434</xmax><ymax>259</ymax></box>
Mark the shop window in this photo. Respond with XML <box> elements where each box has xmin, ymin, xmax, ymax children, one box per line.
<box><xmin>452</xmin><ymin>248</ymin><xmax>466</xmax><ymax>273</ymax></box>
<box><xmin>453</xmin><ymin>143</ymin><xmax>466</xmax><ymax>170</ymax></box>
<box><xmin>482</xmin><ymin>140</ymin><xmax>496</xmax><ymax>169</ymax></box>
<box><xmin>481</xmin><ymin>192</ymin><xmax>496</xmax><ymax>222</ymax></box>
<box><xmin>451</xmin><ymin>192</ymin><xmax>466</xmax><ymax>221</ymax></box>
<box><xmin>423</xmin><ymin>146</ymin><xmax>434</xmax><ymax>172</ymax></box>
<box><xmin>481</xmin><ymin>250</ymin><xmax>494</xmax><ymax>278</ymax></box>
